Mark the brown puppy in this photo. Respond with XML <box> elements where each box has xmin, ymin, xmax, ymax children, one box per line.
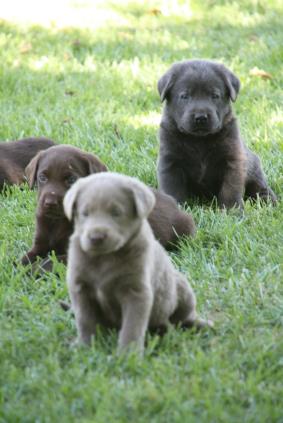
<box><xmin>0</xmin><ymin>137</ymin><xmax>55</xmax><ymax>191</ymax></box>
<box><xmin>21</xmin><ymin>145</ymin><xmax>195</xmax><ymax>268</ymax></box>
<box><xmin>157</xmin><ymin>60</ymin><xmax>277</xmax><ymax>209</ymax></box>
<box><xmin>21</xmin><ymin>145</ymin><xmax>107</xmax><ymax>266</ymax></box>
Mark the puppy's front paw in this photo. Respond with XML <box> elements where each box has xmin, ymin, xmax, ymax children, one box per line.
<box><xmin>196</xmin><ymin>318</ymin><xmax>214</xmax><ymax>330</ymax></box>
<box><xmin>117</xmin><ymin>342</ymin><xmax>144</xmax><ymax>357</ymax></box>
<box><xmin>182</xmin><ymin>317</ymin><xmax>214</xmax><ymax>331</ymax></box>
<box><xmin>21</xmin><ymin>253</ymin><xmax>34</xmax><ymax>266</ymax></box>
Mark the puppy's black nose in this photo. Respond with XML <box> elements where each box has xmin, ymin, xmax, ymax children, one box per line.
<box><xmin>194</xmin><ymin>114</ymin><xmax>208</xmax><ymax>124</ymax></box>
<box><xmin>89</xmin><ymin>233</ymin><xmax>107</xmax><ymax>246</ymax></box>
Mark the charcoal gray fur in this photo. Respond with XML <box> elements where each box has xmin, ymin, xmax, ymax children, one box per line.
<box><xmin>157</xmin><ymin>59</ymin><xmax>277</xmax><ymax>209</ymax></box>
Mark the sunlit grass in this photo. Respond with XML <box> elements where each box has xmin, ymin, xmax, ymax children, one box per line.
<box><xmin>0</xmin><ymin>1</ymin><xmax>282</xmax><ymax>422</ymax></box>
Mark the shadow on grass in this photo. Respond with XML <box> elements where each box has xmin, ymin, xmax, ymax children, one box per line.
<box><xmin>0</xmin><ymin>3</ymin><xmax>282</xmax><ymax>182</ymax></box>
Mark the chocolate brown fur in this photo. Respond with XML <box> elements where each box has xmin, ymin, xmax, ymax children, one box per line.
<box><xmin>149</xmin><ymin>188</ymin><xmax>195</xmax><ymax>248</ymax></box>
<box><xmin>157</xmin><ymin>60</ymin><xmax>277</xmax><ymax>209</ymax></box>
<box><xmin>21</xmin><ymin>145</ymin><xmax>107</xmax><ymax>267</ymax></box>
<box><xmin>21</xmin><ymin>145</ymin><xmax>195</xmax><ymax>269</ymax></box>
<box><xmin>0</xmin><ymin>137</ymin><xmax>55</xmax><ymax>190</ymax></box>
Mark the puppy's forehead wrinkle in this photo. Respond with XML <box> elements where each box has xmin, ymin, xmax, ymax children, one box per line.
<box><xmin>39</xmin><ymin>154</ymin><xmax>83</xmax><ymax>176</ymax></box>
<box><xmin>179</xmin><ymin>71</ymin><xmax>224</xmax><ymax>92</ymax></box>
<box><xmin>78</xmin><ymin>184</ymin><xmax>127</xmax><ymax>212</ymax></box>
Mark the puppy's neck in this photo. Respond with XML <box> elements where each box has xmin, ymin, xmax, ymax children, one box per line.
<box><xmin>36</xmin><ymin>212</ymin><xmax>72</xmax><ymax>228</ymax></box>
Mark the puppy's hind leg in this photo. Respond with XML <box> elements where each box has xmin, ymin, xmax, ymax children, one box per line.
<box><xmin>245</xmin><ymin>181</ymin><xmax>277</xmax><ymax>205</ymax></box>
<box><xmin>245</xmin><ymin>152</ymin><xmax>277</xmax><ymax>205</ymax></box>
<box><xmin>170</xmin><ymin>276</ymin><xmax>213</xmax><ymax>330</ymax></box>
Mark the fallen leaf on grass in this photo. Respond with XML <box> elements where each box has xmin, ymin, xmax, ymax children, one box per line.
<box><xmin>249</xmin><ymin>67</ymin><xmax>272</xmax><ymax>79</ymax></box>
<box><xmin>148</xmin><ymin>8</ymin><xmax>162</xmax><ymax>15</ymax></box>
<box><xmin>19</xmin><ymin>42</ymin><xmax>32</xmax><ymax>54</ymax></box>
<box><xmin>72</xmin><ymin>39</ymin><xmax>81</xmax><ymax>48</ymax></box>
<box><xmin>249</xmin><ymin>34</ymin><xmax>259</xmax><ymax>43</ymax></box>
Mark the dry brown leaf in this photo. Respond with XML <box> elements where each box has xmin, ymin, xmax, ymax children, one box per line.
<box><xmin>72</xmin><ymin>39</ymin><xmax>82</xmax><ymax>48</ymax></box>
<box><xmin>20</xmin><ymin>42</ymin><xmax>32</xmax><ymax>54</ymax></box>
<box><xmin>148</xmin><ymin>8</ymin><xmax>162</xmax><ymax>15</ymax></box>
<box><xmin>249</xmin><ymin>34</ymin><xmax>259</xmax><ymax>43</ymax></box>
<box><xmin>249</xmin><ymin>67</ymin><xmax>272</xmax><ymax>79</ymax></box>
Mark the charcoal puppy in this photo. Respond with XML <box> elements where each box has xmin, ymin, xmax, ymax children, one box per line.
<box><xmin>21</xmin><ymin>144</ymin><xmax>195</xmax><ymax>269</ymax></box>
<box><xmin>63</xmin><ymin>173</ymin><xmax>212</xmax><ymax>353</ymax></box>
<box><xmin>157</xmin><ymin>59</ymin><xmax>277</xmax><ymax>209</ymax></box>
<box><xmin>0</xmin><ymin>137</ymin><xmax>55</xmax><ymax>191</ymax></box>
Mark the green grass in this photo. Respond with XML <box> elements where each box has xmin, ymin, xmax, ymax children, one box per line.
<box><xmin>0</xmin><ymin>1</ymin><xmax>283</xmax><ymax>421</ymax></box>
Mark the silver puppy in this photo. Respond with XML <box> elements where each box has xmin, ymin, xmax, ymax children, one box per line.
<box><xmin>64</xmin><ymin>172</ymin><xmax>212</xmax><ymax>354</ymax></box>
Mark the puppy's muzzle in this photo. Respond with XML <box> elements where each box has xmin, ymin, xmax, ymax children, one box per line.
<box><xmin>81</xmin><ymin>225</ymin><xmax>122</xmax><ymax>255</ymax></box>
<box><xmin>192</xmin><ymin>112</ymin><xmax>211</xmax><ymax>131</ymax></box>
<box><xmin>88</xmin><ymin>231</ymin><xmax>107</xmax><ymax>247</ymax></box>
<box><xmin>188</xmin><ymin>111</ymin><xmax>219</xmax><ymax>136</ymax></box>
<box><xmin>194</xmin><ymin>113</ymin><xmax>208</xmax><ymax>125</ymax></box>
<box><xmin>40</xmin><ymin>192</ymin><xmax>64</xmax><ymax>217</ymax></box>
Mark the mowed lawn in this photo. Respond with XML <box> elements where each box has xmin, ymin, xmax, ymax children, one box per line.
<box><xmin>0</xmin><ymin>1</ymin><xmax>282</xmax><ymax>421</ymax></box>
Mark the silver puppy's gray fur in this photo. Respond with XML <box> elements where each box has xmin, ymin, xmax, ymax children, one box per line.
<box><xmin>64</xmin><ymin>172</ymin><xmax>212</xmax><ymax>354</ymax></box>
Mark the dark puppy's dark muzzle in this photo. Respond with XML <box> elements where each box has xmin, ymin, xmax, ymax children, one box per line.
<box><xmin>194</xmin><ymin>113</ymin><xmax>208</xmax><ymax>125</ymax></box>
<box><xmin>189</xmin><ymin>111</ymin><xmax>215</xmax><ymax>135</ymax></box>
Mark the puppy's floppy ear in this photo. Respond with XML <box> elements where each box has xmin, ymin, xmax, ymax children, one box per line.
<box><xmin>83</xmin><ymin>152</ymin><xmax>108</xmax><ymax>174</ymax></box>
<box><xmin>63</xmin><ymin>178</ymin><xmax>86</xmax><ymax>221</ymax></box>
<box><xmin>128</xmin><ymin>180</ymin><xmax>156</xmax><ymax>219</ymax></box>
<box><xmin>158</xmin><ymin>68</ymin><xmax>176</xmax><ymax>102</ymax></box>
<box><xmin>219</xmin><ymin>64</ymin><xmax>240</xmax><ymax>102</ymax></box>
<box><xmin>25</xmin><ymin>151</ymin><xmax>44</xmax><ymax>188</ymax></box>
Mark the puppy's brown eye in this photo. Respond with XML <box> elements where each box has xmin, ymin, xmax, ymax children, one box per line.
<box><xmin>82</xmin><ymin>210</ymin><xmax>89</xmax><ymax>217</ymax></box>
<box><xmin>110</xmin><ymin>206</ymin><xmax>122</xmax><ymax>217</ymax></box>
<box><xmin>38</xmin><ymin>173</ymin><xmax>48</xmax><ymax>184</ymax></box>
<box><xmin>180</xmin><ymin>93</ymin><xmax>189</xmax><ymax>100</ymax></box>
<box><xmin>212</xmin><ymin>93</ymin><xmax>220</xmax><ymax>99</ymax></box>
<box><xmin>66</xmin><ymin>175</ymin><xmax>77</xmax><ymax>186</ymax></box>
